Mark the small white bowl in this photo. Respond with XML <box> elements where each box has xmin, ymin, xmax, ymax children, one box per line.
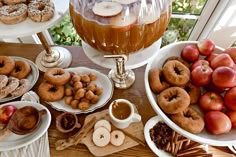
<box><xmin>144</xmin><ymin>41</ymin><xmax>236</xmax><ymax>146</ymax></box>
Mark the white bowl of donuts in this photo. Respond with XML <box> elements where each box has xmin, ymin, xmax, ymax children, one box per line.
<box><xmin>144</xmin><ymin>40</ymin><xmax>236</xmax><ymax>146</ymax></box>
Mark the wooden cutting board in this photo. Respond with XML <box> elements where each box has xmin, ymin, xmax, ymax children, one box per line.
<box><xmin>80</xmin><ymin>109</ymin><xmax>145</xmax><ymax>156</ymax></box>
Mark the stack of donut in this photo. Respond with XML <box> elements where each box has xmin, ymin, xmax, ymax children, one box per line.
<box><xmin>38</xmin><ymin>68</ymin><xmax>71</xmax><ymax>102</ymax></box>
<box><xmin>0</xmin><ymin>56</ymin><xmax>31</xmax><ymax>99</ymax></box>
<box><xmin>0</xmin><ymin>0</ymin><xmax>54</xmax><ymax>24</ymax></box>
<box><xmin>148</xmin><ymin>56</ymin><xmax>204</xmax><ymax>134</ymax></box>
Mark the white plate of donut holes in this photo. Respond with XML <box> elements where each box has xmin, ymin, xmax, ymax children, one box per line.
<box><xmin>144</xmin><ymin>41</ymin><xmax>236</xmax><ymax>146</ymax></box>
<box><xmin>0</xmin><ymin>56</ymin><xmax>39</xmax><ymax>103</ymax></box>
<box><xmin>47</xmin><ymin>67</ymin><xmax>113</xmax><ymax>114</ymax></box>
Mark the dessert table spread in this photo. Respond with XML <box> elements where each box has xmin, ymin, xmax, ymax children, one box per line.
<box><xmin>0</xmin><ymin>42</ymin><xmax>235</xmax><ymax>157</ymax></box>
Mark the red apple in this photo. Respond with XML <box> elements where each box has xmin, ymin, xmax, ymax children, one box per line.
<box><xmin>199</xmin><ymin>91</ymin><xmax>224</xmax><ymax>112</ymax></box>
<box><xmin>224</xmin><ymin>47</ymin><xmax>236</xmax><ymax>63</ymax></box>
<box><xmin>210</xmin><ymin>53</ymin><xmax>235</xmax><ymax>69</ymax></box>
<box><xmin>181</xmin><ymin>44</ymin><xmax>200</xmax><ymax>62</ymax></box>
<box><xmin>197</xmin><ymin>39</ymin><xmax>215</xmax><ymax>56</ymax></box>
<box><xmin>191</xmin><ymin>65</ymin><xmax>213</xmax><ymax>86</ymax></box>
<box><xmin>212</xmin><ymin>66</ymin><xmax>236</xmax><ymax>88</ymax></box>
<box><xmin>205</xmin><ymin>53</ymin><xmax>218</xmax><ymax>63</ymax></box>
<box><xmin>204</xmin><ymin>111</ymin><xmax>232</xmax><ymax>135</ymax></box>
<box><xmin>0</xmin><ymin>105</ymin><xmax>17</xmax><ymax>124</ymax></box>
<box><xmin>204</xmin><ymin>83</ymin><xmax>226</xmax><ymax>94</ymax></box>
<box><xmin>190</xmin><ymin>59</ymin><xmax>209</xmax><ymax>71</ymax></box>
<box><xmin>226</xmin><ymin>111</ymin><xmax>236</xmax><ymax>128</ymax></box>
<box><xmin>224</xmin><ymin>87</ymin><xmax>236</xmax><ymax>111</ymax></box>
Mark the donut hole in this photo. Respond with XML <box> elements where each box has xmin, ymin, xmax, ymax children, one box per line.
<box><xmin>167</xmin><ymin>94</ymin><xmax>178</xmax><ymax>102</ymax></box>
<box><xmin>48</xmin><ymin>86</ymin><xmax>58</xmax><ymax>92</ymax></box>
<box><xmin>15</xmin><ymin>66</ymin><xmax>22</xmax><ymax>73</ymax></box>
<box><xmin>0</xmin><ymin>62</ymin><xmax>4</xmax><ymax>68</ymax></box>
<box><xmin>174</xmin><ymin>66</ymin><xmax>181</xmax><ymax>75</ymax></box>
<box><xmin>38</xmin><ymin>4</ymin><xmax>45</xmax><ymax>11</ymax></box>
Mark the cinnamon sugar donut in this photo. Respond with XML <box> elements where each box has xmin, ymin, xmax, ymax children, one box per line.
<box><xmin>0</xmin><ymin>56</ymin><xmax>15</xmax><ymax>75</ymax></box>
<box><xmin>157</xmin><ymin>87</ymin><xmax>190</xmax><ymax>114</ymax></box>
<box><xmin>0</xmin><ymin>3</ymin><xmax>27</xmax><ymax>24</ymax></box>
<box><xmin>149</xmin><ymin>67</ymin><xmax>170</xmax><ymax>94</ymax></box>
<box><xmin>3</xmin><ymin>0</ymin><xmax>26</xmax><ymax>5</ymax></box>
<box><xmin>28</xmin><ymin>0</ymin><xmax>54</xmax><ymax>22</ymax></box>
<box><xmin>0</xmin><ymin>77</ymin><xmax>19</xmax><ymax>99</ymax></box>
<box><xmin>163</xmin><ymin>56</ymin><xmax>190</xmax><ymax>68</ymax></box>
<box><xmin>11</xmin><ymin>79</ymin><xmax>30</xmax><ymax>97</ymax></box>
<box><xmin>171</xmin><ymin>107</ymin><xmax>205</xmax><ymax>134</ymax></box>
<box><xmin>0</xmin><ymin>75</ymin><xmax>8</xmax><ymax>90</ymax></box>
<box><xmin>162</xmin><ymin>60</ymin><xmax>190</xmax><ymax>86</ymax></box>
<box><xmin>44</xmin><ymin>68</ymin><xmax>71</xmax><ymax>86</ymax></box>
<box><xmin>184</xmin><ymin>82</ymin><xmax>201</xmax><ymax>104</ymax></box>
<box><xmin>10</xmin><ymin>60</ymin><xmax>31</xmax><ymax>79</ymax></box>
<box><xmin>0</xmin><ymin>1</ymin><xmax>3</xmax><ymax>7</ymax></box>
<box><xmin>38</xmin><ymin>81</ymin><xmax>64</xmax><ymax>102</ymax></box>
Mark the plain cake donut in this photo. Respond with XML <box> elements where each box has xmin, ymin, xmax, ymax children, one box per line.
<box><xmin>0</xmin><ymin>56</ymin><xmax>15</xmax><ymax>75</ymax></box>
<box><xmin>28</xmin><ymin>0</ymin><xmax>54</xmax><ymax>22</ymax></box>
<box><xmin>184</xmin><ymin>82</ymin><xmax>201</xmax><ymax>104</ymax></box>
<box><xmin>44</xmin><ymin>68</ymin><xmax>71</xmax><ymax>86</ymax></box>
<box><xmin>2</xmin><ymin>0</ymin><xmax>26</xmax><ymax>5</ymax></box>
<box><xmin>10</xmin><ymin>60</ymin><xmax>31</xmax><ymax>79</ymax></box>
<box><xmin>162</xmin><ymin>60</ymin><xmax>190</xmax><ymax>86</ymax></box>
<box><xmin>171</xmin><ymin>107</ymin><xmax>205</xmax><ymax>134</ymax></box>
<box><xmin>157</xmin><ymin>87</ymin><xmax>190</xmax><ymax>114</ymax></box>
<box><xmin>0</xmin><ymin>3</ymin><xmax>27</xmax><ymax>24</ymax></box>
<box><xmin>149</xmin><ymin>67</ymin><xmax>170</xmax><ymax>94</ymax></box>
<box><xmin>38</xmin><ymin>81</ymin><xmax>64</xmax><ymax>102</ymax></box>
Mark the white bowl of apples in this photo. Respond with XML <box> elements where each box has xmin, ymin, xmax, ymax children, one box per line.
<box><xmin>144</xmin><ymin>40</ymin><xmax>236</xmax><ymax>146</ymax></box>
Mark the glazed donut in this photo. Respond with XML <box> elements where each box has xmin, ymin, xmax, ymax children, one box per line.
<box><xmin>157</xmin><ymin>87</ymin><xmax>190</xmax><ymax>114</ymax></box>
<box><xmin>3</xmin><ymin>0</ymin><xmax>26</xmax><ymax>5</ymax></box>
<box><xmin>0</xmin><ymin>56</ymin><xmax>15</xmax><ymax>75</ymax></box>
<box><xmin>162</xmin><ymin>60</ymin><xmax>190</xmax><ymax>86</ymax></box>
<box><xmin>10</xmin><ymin>60</ymin><xmax>31</xmax><ymax>79</ymax></box>
<box><xmin>28</xmin><ymin>0</ymin><xmax>55</xmax><ymax>22</ymax></box>
<box><xmin>171</xmin><ymin>107</ymin><xmax>205</xmax><ymax>134</ymax></box>
<box><xmin>0</xmin><ymin>77</ymin><xmax>19</xmax><ymax>99</ymax></box>
<box><xmin>0</xmin><ymin>75</ymin><xmax>8</xmax><ymax>90</ymax></box>
<box><xmin>163</xmin><ymin>56</ymin><xmax>190</xmax><ymax>68</ymax></box>
<box><xmin>38</xmin><ymin>81</ymin><xmax>64</xmax><ymax>102</ymax></box>
<box><xmin>11</xmin><ymin>79</ymin><xmax>30</xmax><ymax>97</ymax></box>
<box><xmin>148</xmin><ymin>67</ymin><xmax>170</xmax><ymax>94</ymax></box>
<box><xmin>44</xmin><ymin>68</ymin><xmax>71</xmax><ymax>86</ymax></box>
<box><xmin>0</xmin><ymin>4</ymin><xmax>27</xmax><ymax>24</ymax></box>
<box><xmin>184</xmin><ymin>82</ymin><xmax>201</xmax><ymax>104</ymax></box>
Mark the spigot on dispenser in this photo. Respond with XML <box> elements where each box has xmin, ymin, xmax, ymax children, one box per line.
<box><xmin>104</xmin><ymin>55</ymin><xmax>135</xmax><ymax>89</ymax></box>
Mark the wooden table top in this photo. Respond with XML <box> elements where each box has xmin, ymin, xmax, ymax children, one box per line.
<box><xmin>0</xmin><ymin>42</ymin><xmax>235</xmax><ymax>157</ymax></box>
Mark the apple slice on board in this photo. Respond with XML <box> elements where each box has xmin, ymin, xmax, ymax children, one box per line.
<box><xmin>112</xmin><ymin>0</ymin><xmax>137</xmax><ymax>5</ymax></box>
<box><xmin>92</xmin><ymin>2</ymin><xmax>123</xmax><ymax>17</ymax></box>
<box><xmin>110</xmin><ymin>13</ymin><xmax>137</xmax><ymax>31</ymax></box>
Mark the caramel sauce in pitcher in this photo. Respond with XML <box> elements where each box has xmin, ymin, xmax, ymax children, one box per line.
<box><xmin>69</xmin><ymin>1</ymin><xmax>171</xmax><ymax>54</ymax></box>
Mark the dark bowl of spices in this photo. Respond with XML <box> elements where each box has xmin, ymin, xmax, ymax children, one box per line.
<box><xmin>56</xmin><ymin>112</ymin><xmax>81</xmax><ymax>133</ymax></box>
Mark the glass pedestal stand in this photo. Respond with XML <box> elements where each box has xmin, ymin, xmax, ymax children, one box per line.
<box><xmin>82</xmin><ymin>39</ymin><xmax>162</xmax><ymax>89</ymax></box>
<box><xmin>35</xmin><ymin>32</ymin><xmax>72</xmax><ymax>72</ymax></box>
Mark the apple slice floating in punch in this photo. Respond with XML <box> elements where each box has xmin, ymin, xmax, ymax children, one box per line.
<box><xmin>110</xmin><ymin>13</ymin><xmax>137</xmax><ymax>31</ymax></box>
<box><xmin>92</xmin><ymin>2</ymin><xmax>123</xmax><ymax>17</ymax></box>
<box><xmin>112</xmin><ymin>0</ymin><xmax>137</xmax><ymax>5</ymax></box>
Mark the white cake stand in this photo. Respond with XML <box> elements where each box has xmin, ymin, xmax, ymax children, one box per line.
<box><xmin>82</xmin><ymin>38</ymin><xmax>162</xmax><ymax>70</ymax></box>
<box><xmin>0</xmin><ymin>0</ymin><xmax>72</xmax><ymax>72</ymax></box>
<box><xmin>82</xmin><ymin>39</ymin><xmax>162</xmax><ymax>89</ymax></box>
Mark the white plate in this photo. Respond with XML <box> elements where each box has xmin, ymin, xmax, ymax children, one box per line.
<box><xmin>144</xmin><ymin>116</ymin><xmax>173</xmax><ymax>157</ymax></box>
<box><xmin>47</xmin><ymin>67</ymin><xmax>114</xmax><ymax>114</ymax></box>
<box><xmin>144</xmin><ymin>41</ymin><xmax>236</xmax><ymax>146</ymax></box>
<box><xmin>228</xmin><ymin>145</ymin><xmax>236</xmax><ymax>154</ymax></box>
<box><xmin>0</xmin><ymin>101</ymin><xmax>51</xmax><ymax>151</ymax></box>
<box><xmin>0</xmin><ymin>56</ymin><xmax>39</xmax><ymax>103</ymax></box>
